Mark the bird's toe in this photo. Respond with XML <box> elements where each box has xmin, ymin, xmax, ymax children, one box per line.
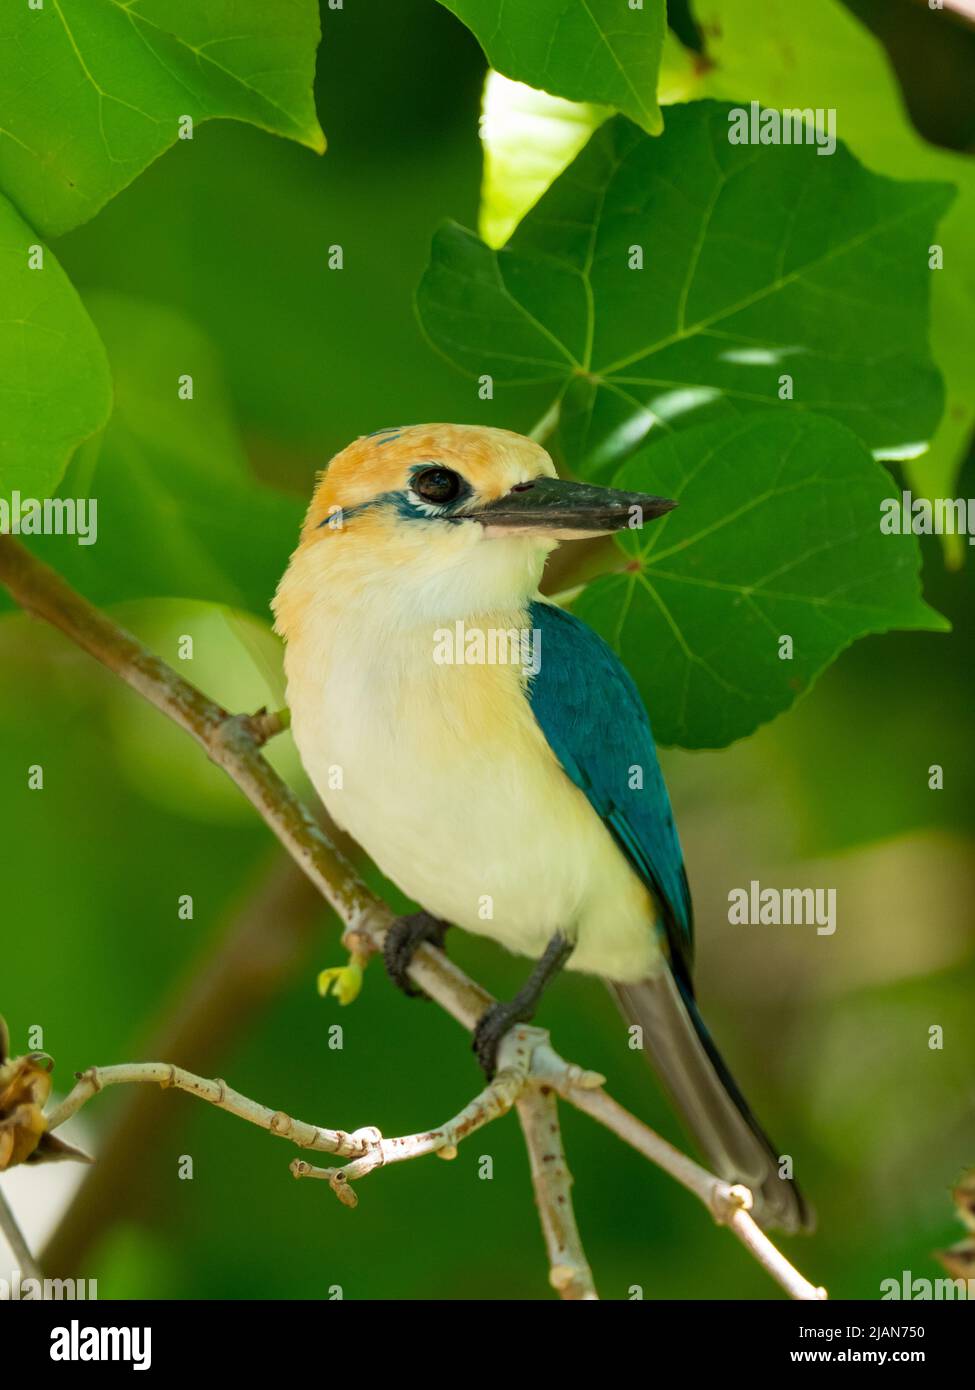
<box><xmin>382</xmin><ymin>912</ymin><xmax>449</xmax><ymax>999</ymax></box>
<box><xmin>472</xmin><ymin>1001</ymin><xmax>523</xmax><ymax>1078</ymax></box>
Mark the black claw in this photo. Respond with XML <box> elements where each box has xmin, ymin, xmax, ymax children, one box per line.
<box><xmin>472</xmin><ymin>1000</ymin><xmax>530</xmax><ymax>1078</ymax></box>
<box><xmin>383</xmin><ymin>912</ymin><xmax>449</xmax><ymax>999</ymax></box>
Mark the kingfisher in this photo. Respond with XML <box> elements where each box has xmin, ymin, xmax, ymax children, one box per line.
<box><xmin>274</xmin><ymin>422</ymin><xmax>810</xmax><ymax>1233</ymax></box>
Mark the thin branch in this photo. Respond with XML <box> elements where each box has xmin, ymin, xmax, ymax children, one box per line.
<box><xmin>517</xmin><ymin>1088</ymin><xmax>597</xmax><ymax>1300</ymax></box>
<box><xmin>41</xmin><ymin>1027</ymin><xmax>821</xmax><ymax>1300</ymax></box>
<box><xmin>0</xmin><ymin>1186</ymin><xmax>43</xmax><ymax>1282</ymax></box>
<box><xmin>290</xmin><ymin>1027</ymin><xmax>538</xmax><ymax>1206</ymax></box>
<box><xmin>0</xmin><ymin>536</ymin><xmax>384</xmax><ymax>944</ymax></box>
<box><xmin>241</xmin><ymin>707</ymin><xmax>291</xmax><ymax>745</ymax></box>
<box><xmin>45</xmin><ymin>1062</ymin><xmax>371</xmax><ymax>1160</ymax></box>
<box><xmin>42</xmin><ymin>853</ymin><xmax>325</xmax><ymax>1274</ymax></box>
<box><xmin>0</xmin><ymin>536</ymin><xmax>826</xmax><ymax>1300</ymax></box>
<box><xmin>552</xmin><ymin>1079</ymin><xmax>825</xmax><ymax>1301</ymax></box>
<box><xmin>723</xmin><ymin>1202</ymin><xmax>826</xmax><ymax>1302</ymax></box>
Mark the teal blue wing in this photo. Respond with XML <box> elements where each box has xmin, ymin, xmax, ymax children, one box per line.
<box><xmin>526</xmin><ymin>600</ymin><xmax>694</xmax><ymax>990</ymax></box>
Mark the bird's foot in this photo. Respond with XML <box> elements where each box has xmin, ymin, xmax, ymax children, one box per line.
<box><xmin>472</xmin><ymin>1000</ymin><xmax>532</xmax><ymax>1078</ymax></box>
<box><xmin>382</xmin><ymin>912</ymin><xmax>449</xmax><ymax>999</ymax></box>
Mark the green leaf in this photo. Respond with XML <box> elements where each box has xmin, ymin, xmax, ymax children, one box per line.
<box><xmin>478</xmin><ymin>73</ymin><xmax>611</xmax><ymax>252</ymax></box>
<box><xmin>478</xmin><ymin>36</ymin><xmax>699</xmax><ymax>248</ymax></box>
<box><xmin>437</xmin><ymin>0</ymin><xmax>666</xmax><ymax>135</ymax></box>
<box><xmin>417</xmin><ymin>103</ymin><xmax>953</xmax><ymax>478</ymax></box>
<box><xmin>6</xmin><ymin>293</ymin><xmax>302</xmax><ymax>618</ymax></box>
<box><xmin>571</xmin><ymin>412</ymin><xmax>947</xmax><ymax>749</ymax></box>
<box><xmin>0</xmin><ymin>0</ymin><xmax>325</xmax><ymax>238</ymax></box>
<box><xmin>689</xmin><ymin>0</ymin><xmax>975</xmax><ymax>557</ymax></box>
<box><xmin>0</xmin><ymin>192</ymin><xmax>112</xmax><ymax>497</ymax></box>
<box><xmin>106</xmin><ymin>601</ymin><xmax>300</xmax><ymax>825</ymax></box>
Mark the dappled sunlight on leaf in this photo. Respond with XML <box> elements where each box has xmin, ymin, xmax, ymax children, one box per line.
<box><xmin>573</xmin><ymin>413</ymin><xmax>945</xmax><ymax>747</ymax></box>
<box><xmin>477</xmin><ymin>35</ymin><xmax>700</xmax><ymax>248</ymax></box>
<box><xmin>419</xmin><ymin>104</ymin><xmax>953</xmax><ymax>478</ymax></box>
<box><xmin>691</xmin><ymin>0</ymin><xmax>975</xmax><ymax>550</ymax></box>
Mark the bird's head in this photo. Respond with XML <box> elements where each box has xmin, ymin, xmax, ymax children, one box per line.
<box><xmin>274</xmin><ymin>423</ymin><xmax>675</xmax><ymax>630</ymax></box>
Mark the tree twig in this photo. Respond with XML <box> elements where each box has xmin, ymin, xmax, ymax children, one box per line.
<box><xmin>289</xmin><ymin>1025</ymin><xmax>546</xmax><ymax>1206</ymax></box>
<box><xmin>0</xmin><ymin>1186</ymin><xmax>43</xmax><ymax>1282</ymax></box>
<box><xmin>0</xmin><ymin>536</ymin><xmax>826</xmax><ymax>1300</ymax></box>
<box><xmin>552</xmin><ymin>1076</ymin><xmax>825</xmax><ymax>1301</ymax></box>
<box><xmin>517</xmin><ymin>1087</ymin><xmax>597</xmax><ymax>1300</ymax></box>
<box><xmin>40</xmin><ymin>1026</ymin><xmax>822</xmax><ymax>1299</ymax></box>
<box><xmin>42</xmin><ymin>853</ymin><xmax>325</xmax><ymax>1275</ymax></box>
<box><xmin>0</xmin><ymin>536</ymin><xmax>382</xmax><ymax>942</ymax></box>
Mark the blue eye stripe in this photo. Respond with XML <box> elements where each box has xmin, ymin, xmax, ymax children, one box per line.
<box><xmin>317</xmin><ymin>462</ymin><xmax>472</xmax><ymax>530</ymax></box>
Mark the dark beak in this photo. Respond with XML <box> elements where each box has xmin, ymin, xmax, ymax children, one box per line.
<box><xmin>466</xmin><ymin>475</ymin><xmax>677</xmax><ymax>537</ymax></box>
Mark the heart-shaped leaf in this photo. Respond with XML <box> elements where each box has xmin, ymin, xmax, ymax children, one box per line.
<box><xmin>477</xmin><ymin>37</ymin><xmax>699</xmax><ymax>247</ymax></box>
<box><xmin>0</xmin><ymin>0</ymin><xmax>325</xmax><ymax>237</ymax></box>
<box><xmin>418</xmin><ymin>103</ymin><xmax>953</xmax><ymax>478</ymax></box>
<box><xmin>572</xmin><ymin>411</ymin><xmax>947</xmax><ymax>748</ymax></box>
<box><xmin>0</xmin><ymin>0</ymin><xmax>324</xmax><ymax>503</ymax></box>
<box><xmin>690</xmin><ymin>0</ymin><xmax>975</xmax><ymax>555</ymax></box>
<box><xmin>438</xmin><ymin>0</ymin><xmax>666</xmax><ymax>135</ymax></box>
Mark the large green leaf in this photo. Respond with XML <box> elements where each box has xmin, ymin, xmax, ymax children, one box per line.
<box><xmin>478</xmin><ymin>35</ymin><xmax>698</xmax><ymax>248</ymax></box>
<box><xmin>478</xmin><ymin>73</ymin><xmax>610</xmax><ymax>252</ymax></box>
<box><xmin>418</xmin><ymin>103</ymin><xmax>952</xmax><ymax>478</ymax></box>
<box><xmin>0</xmin><ymin>193</ymin><xmax>112</xmax><ymax>497</ymax></box>
<box><xmin>438</xmin><ymin>0</ymin><xmax>666</xmax><ymax>135</ymax></box>
<box><xmin>0</xmin><ymin>0</ymin><xmax>324</xmax><ymax>237</ymax></box>
<box><xmin>0</xmin><ymin>0</ymin><xmax>324</xmax><ymax>504</ymax></box>
<box><xmin>6</xmin><ymin>293</ymin><xmax>302</xmax><ymax>618</ymax></box>
<box><xmin>689</xmin><ymin>0</ymin><xmax>975</xmax><ymax>557</ymax></box>
<box><xmin>572</xmin><ymin>412</ymin><xmax>947</xmax><ymax>749</ymax></box>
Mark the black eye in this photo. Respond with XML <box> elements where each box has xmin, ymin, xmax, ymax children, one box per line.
<box><xmin>413</xmin><ymin>466</ymin><xmax>462</xmax><ymax>504</ymax></box>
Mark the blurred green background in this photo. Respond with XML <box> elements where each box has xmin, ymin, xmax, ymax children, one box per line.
<box><xmin>2</xmin><ymin>0</ymin><xmax>974</xmax><ymax>1299</ymax></box>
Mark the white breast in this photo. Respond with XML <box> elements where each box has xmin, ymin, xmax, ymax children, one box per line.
<box><xmin>285</xmin><ymin>608</ymin><xmax>658</xmax><ymax>983</ymax></box>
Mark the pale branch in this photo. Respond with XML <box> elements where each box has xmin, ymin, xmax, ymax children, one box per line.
<box><xmin>0</xmin><ymin>536</ymin><xmax>826</xmax><ymax>1300</ymax></box>
<box><xmin>42</xmin><ymin>852</ymin><xmax>326</xmax><ymax>1275</ymax></box>
<box><xmin>516</xmin><ymin>1087</ymin><xmax>597</xmax><ymax>1300</ymax></box>
<box><xmin>242</xmin><ymin>707</ymin><xmax>291</xmax><ymax>745</ymax></box>
<box><xmin>0</xmin><ymin>1186</ymin><xmax>43</xmax><ymax>1282</ymax></box>
<box><xmin>39</xmin><ymin>1028</ymin><xmax>822</xmax><ymax>1301</ymax></box>
<box><xmin>0</xmin><ymin>536</ymin><xmax>384</xmax><ymax>943</ymax></box>
<box><xmin>40</xmin><ymin>1030</ymin><xmax>595</xmax><ymax>1285</ymax></box>
<box><xmin>45</xmin><ymin>1062</ymin><xmax>371</xmax><ymax>1160</ymax></box>
<box><xmin>289</xmin><ymin>1026</ymin><xmax>544</xmax><ymax>1207</ymax></box>
<box><xmin>546</xmin><ymin>1064</ymin><xmax>826</xmax><ymax>1301</ymax></box>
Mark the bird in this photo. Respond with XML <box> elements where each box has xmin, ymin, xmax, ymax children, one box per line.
<box><xmin>273</xmin><ymin>422</ymin><xmax>811</xmax><ymax>1234</ymax></box>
